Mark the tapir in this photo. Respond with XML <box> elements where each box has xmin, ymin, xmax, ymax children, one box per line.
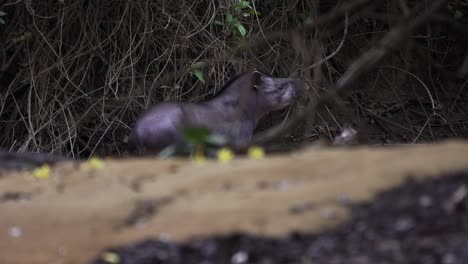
<box><xmin>128</xmin><ymin>69</ymin><xmax>306</xmax><ymax>153</ymax></box>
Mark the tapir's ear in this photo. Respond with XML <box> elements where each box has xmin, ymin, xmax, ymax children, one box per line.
<box><xmin>251</xmin><ymin>69</ymin><xmax>262</xmax><ymax>90</ymax></box>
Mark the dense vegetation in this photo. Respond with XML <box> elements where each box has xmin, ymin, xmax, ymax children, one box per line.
<box><xmin>1</xmin><ymin>0</ymin><xmax>467</xmax><ymax>157</ymax></box>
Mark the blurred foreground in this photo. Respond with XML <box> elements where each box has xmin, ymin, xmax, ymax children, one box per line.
<box><xmin>1</xmin><ymin>140</ymin><xmax>468</xmax><ymax>264</ymax></box>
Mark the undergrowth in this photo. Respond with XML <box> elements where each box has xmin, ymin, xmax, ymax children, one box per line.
<box><xmin>0</xmin><ymin>0</ymin><xmax>467</xmax><ymax>157</ymax></box>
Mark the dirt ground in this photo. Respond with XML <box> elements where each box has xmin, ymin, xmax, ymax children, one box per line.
<box><xmin>90</xmin><ymin>170</ymin><xmax>468</xmax><ymax>264</ymax></box>
<box><xmin>1</xmin><ymin>140</ymin><xmax>468</xmax><ymax>264</ymax></box>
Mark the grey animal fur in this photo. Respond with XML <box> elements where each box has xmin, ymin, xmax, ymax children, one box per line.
<box><xmin>128</xmin><ymin>69</ymin><xmax>306</xmax><ymax>153</ymax></box>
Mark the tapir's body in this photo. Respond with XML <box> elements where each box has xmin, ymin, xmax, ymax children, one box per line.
<box><xmin>129</xmin><ymin>69</ymin><xmax>305</xmax><ymax>153</ymax></box>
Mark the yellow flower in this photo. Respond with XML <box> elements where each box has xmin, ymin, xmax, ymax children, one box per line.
<box><xmin>101</xmin><ymin>251</ymin><xmax>120</xmax><ymax>263</ymax></box>
<box><xmin>33</xmin><ymin>164</ymin><xmax>51</xmax><ymax>180</ymax></box>
<box><xmin>248</xmin><ymin>146</ymin><xmax>265</xmax><ymax>159</ymax></box>
<box><xmin>193</xmin><ymin>145</ymin><xmax>206</xmax><ymax>165</ymax></box>
<box><xmin>217</xmin><ymin>148</ymin><xmax>234</xmax><ymax>163</ymax></box>
<box><xmin>87</xmin><ymin>157</ymin><xmax>105</xmax><ymax>169</ymax></box>
<box><xmin>194</xmin><ymin>152</ymin><xmax>206</xmax><ymax>165</ymax></box>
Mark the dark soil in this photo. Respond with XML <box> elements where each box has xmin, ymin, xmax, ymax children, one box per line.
<box><xmin>90</xmin><ymin>170</ymin><xmax>468</xmax><ymax>264</ymax></box>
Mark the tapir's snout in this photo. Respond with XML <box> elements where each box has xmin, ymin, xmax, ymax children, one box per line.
<box><xmin>282</xmin><ymin>82</ymin><xmax>296</xmax><ymax>99</ymax></box>
<box><xmin>282</xmin><ymin>79</ymin><xmax>307</xmax><ymax>101</ymax></box>
<box><xmin>289</xmin><ymin>79</ymin><xmax>307</xmax><ymax>96</ymax></box>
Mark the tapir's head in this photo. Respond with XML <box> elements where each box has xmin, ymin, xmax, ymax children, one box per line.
<box><xmin>219</xmin><ymin>69</ymin><xmax>306</xmax><ymax>119</ymax></box>
<box><xmin>254</xmin><ymin>70</ymin><xmax>304</xmax><ymax>110</ymax></box>
<box><xmin>231</xmin><ymin>69</ymin><xmax>305</xmax><ymax>119</ymax></box>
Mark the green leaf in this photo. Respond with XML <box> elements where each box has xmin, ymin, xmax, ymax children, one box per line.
<box><xmin>236</xmin><ymin>24</ymin><xmax>247</xmax><ymax>37</ymax></box>
<box><xmin>233</xmin><ymin>1</ymin><xmax>252</xmax><ymax>10</ymax></box>
<box><xmin>454</xmin><ymin>10</ymin><xmax>463</xmax><ymax>19</ymax></box>
<box><xmin>249</xmin><ymin>9</ymin><xmax>261</xmax><ymax>16</ymax></box>
<box><xmin>182</xmin><ymin>126</ymin><xmax>211</xmax><ymax>144</ymax></box>
<box><xmin>213</xmin><ymin>20</ymin><xmax>224</xmax><ymax>26</ymax></box>
<box><xmin>226</xmin><ymin>13</ymin><xmax>234</xmax><ymax>23</ymax></box>
<box><xmin>158</xmin><ymin>145</ymin><xmax>176</xmax><ymax>159</ymax></box>
<box><xmin>0</xmin><ymin>18</ymin><xmax>4</xmax><ymax>24</ymax></box>
<box><xmin>193</xmin><ymin>70</ymin><xmax>205</xmax><ymax>83</ymax></box>
<box><xmin>191</xmin><ymin>61</ymin><xmax>207</xmax><ymax>69</ymax></box>
<box><xmin>205</xmin><ymin>133</ymin><xmax>227</xmax><ymax>146</ymax></box>
<box><xmin>57</xmin><ymin>0</ymin><xmax>64</xmax><ymax>3</ymax></box>
<box><xmin>0</xmin><ymin>11</ymin><xmax>6</xmax><ymax>16</ymax></box>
